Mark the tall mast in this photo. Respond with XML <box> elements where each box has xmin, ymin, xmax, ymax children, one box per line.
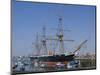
<box><xmin>57</xmin><ymin>17</ymin><xmax>65</xmax><ymax>54</ymax></box>
<box><xmin>32</xmin><ymin>32</ymin><xmax>41</xmax><ymax>56</ymax></box>
<box><xmin>41</xmin><ymin>26</ymin><xmax>48</xmax><ymax>55</ymax></box>
<box><xmin>46</xmin><ymin>17</ymin><xmax>74</xmax><ymax>55</ymax></box>
<box><xmin>35</xmin><ymin>33</ymin><xmax>40</xmax><ymax>56</ymax></box>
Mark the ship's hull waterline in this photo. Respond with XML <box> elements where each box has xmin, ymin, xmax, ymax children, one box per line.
<box><xmin>30</xmin><ymin>54</ymin><xmax>74</xmax><ymax>62</ymax></box>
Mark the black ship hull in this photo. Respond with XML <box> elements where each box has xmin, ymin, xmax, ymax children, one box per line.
<box><xmin>30</xmin><ymin>54</ymin><xmax>75</xmax><ymax>62</ymax></box>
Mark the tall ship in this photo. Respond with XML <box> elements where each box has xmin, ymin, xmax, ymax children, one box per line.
<box><xmin>30</xmin><ymin>17</ymin><xmax>87</xmax><ymax>68</ymax></box>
